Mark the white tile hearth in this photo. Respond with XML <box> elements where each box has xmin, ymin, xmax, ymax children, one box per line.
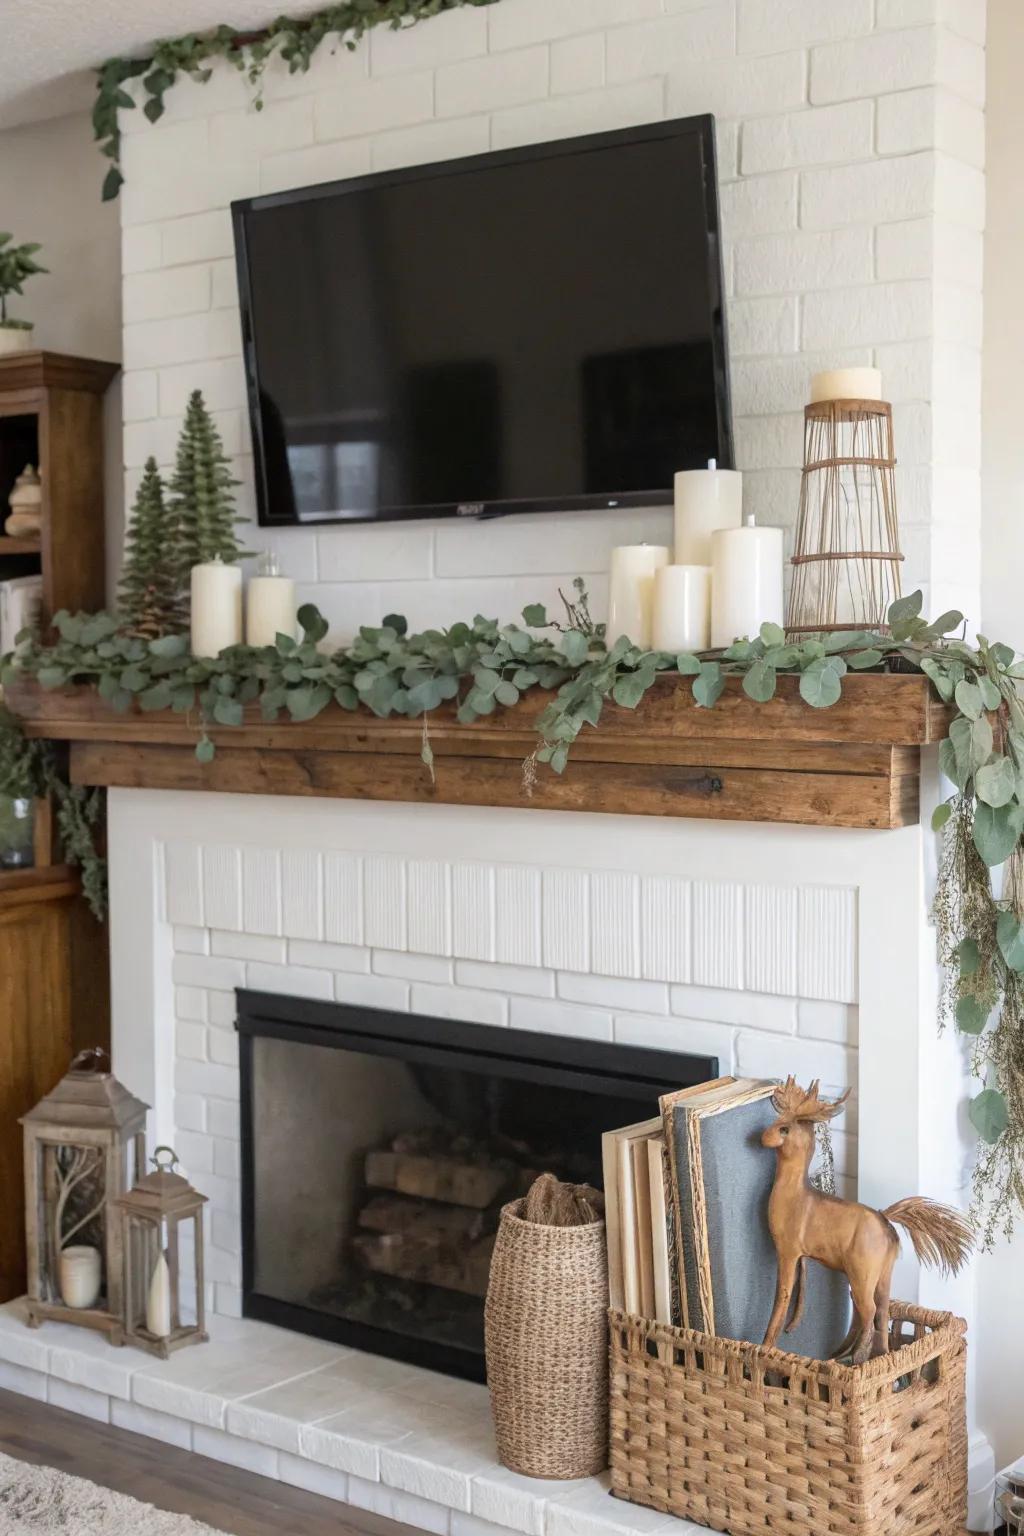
<box><xmin>0</xmin><ymin>1301</ymin><xmax>697</xmax><ymax>1536</ymax></box>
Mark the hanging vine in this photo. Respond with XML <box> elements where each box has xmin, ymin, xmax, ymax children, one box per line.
<box><xmin>93</xmin><ymin>0</ymin><xmax>501</xmax><ymax>200</ymax></box>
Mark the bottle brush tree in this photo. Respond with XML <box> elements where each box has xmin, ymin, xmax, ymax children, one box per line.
<box><xmin>0</xmin><ymin>233</ymin><xmax>47</xmax><ymax>329</ymax></box>
<box><xmin>169</xmin><ymin>389</ymin><xmax>248</xmax><ymax>568</ymax></box>
<box><xmin>118</xmin><ymin>457</ymin><xmax>186</xmax><ymax>637</ymax></box>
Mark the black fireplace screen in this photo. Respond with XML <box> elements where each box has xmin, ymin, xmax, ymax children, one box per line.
<box><xmin>237</xmin><ymin>990</ymin><xmax>716</xmax><ymax>1381</ymax></box>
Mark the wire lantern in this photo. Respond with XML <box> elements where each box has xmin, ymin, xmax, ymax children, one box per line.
<box><xmin>786</xmin><ymin>398</ymin><xmax>903</xmax><ymax>636</ymax></box>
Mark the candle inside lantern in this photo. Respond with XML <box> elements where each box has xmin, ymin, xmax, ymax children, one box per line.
<box><xmin>147</xmin><ymin>1250</ymin><xmax>172</xmax><ymax>1339</ymax></box>
<box><xmin>59</xmin><ymin>1245</ymin><xmax>101</xmax><ymax>1310</ymax></box>
<box><xmin>651</xmin><ymin>565</ymin><xmax>711</xmax><ymax>653</ymax></box>
<box><xmin>246</xmin><ymin>550</ymin><xmax>296</xmax><ymax>648</ymax></box>
<box><xmin>711</xmin><ymin>515</ymin><xmax>784</xmax><ymax>649</ymax></box>
<box><xmin>673</xmin><ymin>459</ymin><xmax>743</xmax><ymax>565</ymax></box>
<box><xmin>607</xmin><ymin>544</ymin><xmax>670</xmax><ymax>649</ymax></box>
<box><xmin>191</xmin><ymin>558</ymin><xmax>242</xmax><ymax>658</ymax></box>
<box><xmin>809</xmin><ymin>366</ymin><xmax>883</xmax><ymax>403</ymax></box>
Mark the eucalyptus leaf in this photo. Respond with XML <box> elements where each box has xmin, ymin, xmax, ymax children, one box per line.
<box><xmin>148</xmin><ymin>633</ymin><xmax>188</xmax><ymax>658</ymax></box>
<box><xmin>979</xmin><ymin>676</ymin><xmax>1002</xmax><ymax>713</ymax></box>
<box><xmin>976</xmin><ymin>757</ymin><xmax>1016</xmax><ymax>809</ymax></box>
<box><xmin>997</xmin><ymin>910</ymin><xmax>1024</xmax><ymax>972</ymax></box>
<box><xmin>195</xmin><ymin>736</ymin><xmax>215</xmax><ymax>765</ymax></box>
<box><xmin>958</xmin><ymin>937</ymin><xmax>980</xmax><ymax>977</ymax></box>
<box><xmin>955</xmin><ymin>995</ymin><xmax>988</xmax><ymax>1035</ymax></box>
<box><xmin>212</xmin><ymin>695</ymin><xmax>243</xmax><ymax>727</ymax></box>
<box><xmin>969</xmin><ymin>1088</ymin><xmax>1009</xmax><ymax>1145</ymax></box>
<box><xmin>742</xmin><ymin>658</ymin><xmax>777</xmax><ymax>703</ymax></box>
<box><xmin>931</xmin><ymin>802</ymin><xmax>953</xmax><ymax>831</ymax></box>
<box><xmin>954</xmin><ymin>679</ymin><xmax>984</xmax><ymax>720</ymax></box>
<box><xmin>693</xmin><ymin>661</ymin><xmax>724</xmax><ymax>709</ymax></box>
<box><xmin>676</xmin><ymin>653</ymin><xmax>702</xmax><ymax>676</ymax></box>
<box><xmin>799</xmin><ymin>661</ymin><xmax>842</xmax><ymax>709</ymax></box>
<box><xmin>973</xmin><ymin>802</ymin><xmax>1020</xmax><ymax>867</ymax></box>
<box><xmin>495</xmin><ymin>680</ymin><xmax>520</xmax><ymax>708</ymax></box>
<box><xmin>612</xmin><ymin>671</ymin><xmax>649</xmax><ymax>709</ymax></box>
<box><xmin>561</xmin><ymin>630</ymin><xmax>590</xmax><ymax>666</ymax></box>
<box><xmin>759</xmin><ymin>622</ymin><xmax>785</xmax><ymax>648</ymax></box>
<box><xmin>522</xmin><ymin>603</ymin><xmax>547</xmax><ymax>627</ymax></box>
<box><xmin>846</xmin><ymin>648</ymin><xmax>884</xmax><ymax>670</ymax></box>
<box><xmin>888</xmin><ymin>590</ymin><xmax>923</xmax><ymax>624</ymax></box>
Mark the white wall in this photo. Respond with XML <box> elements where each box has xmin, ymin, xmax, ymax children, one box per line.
<box><xmin>981</xmin><ymin>0</ymin><xmax>1023</xmax><ymax>653</ymax></box>
<box><xmin>977</xmin><ymin>0</ymin><xmax>1024</xmax><ymax>1478</ymax></box>
<box><xmin>116</xmin><ymin>0</ymin><xmax>986</xmax><ymax>641</ymax></box>
<box><xmin>0</xmin><ymin>110</ymin><xmax>124</xmax><ymax>599</ymax></box>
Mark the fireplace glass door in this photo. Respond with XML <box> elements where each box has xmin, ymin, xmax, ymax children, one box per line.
<box><xmin>239</xmin><ymin>992</ymin><xmax>715</xmax><ymax>1379</ymax></box>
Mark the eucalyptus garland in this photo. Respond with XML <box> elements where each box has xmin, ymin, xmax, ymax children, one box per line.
<box><xmin>93</xmin><ymin>0</ymin><xmax>500</xmax><ymax>200</ymax></box>
<box><xmin>4</xmin><ymin>583</ymin><xmax>1024</xmax><ymax>1239</ymax></box>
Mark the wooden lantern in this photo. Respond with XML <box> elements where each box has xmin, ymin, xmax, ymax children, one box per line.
<box><xmin>114</xmin><ymin>1146</ymin><xmax>208</xmax><ymax>1358</ymax></box>
<box><xmin>20</xmin><ymin>1047</ymin><xmax>147</xmax><ymax>1341</ymax></box>
<box><xmin>786</xmin><ymin>398</ymin><xmax>904</xmax><ymax>636</ymax></box>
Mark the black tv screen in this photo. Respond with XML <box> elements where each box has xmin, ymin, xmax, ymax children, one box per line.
<box><xmin>233</xmin><ymin>115</ymin><xmax>732</xmax><ymax>527</ymax></box>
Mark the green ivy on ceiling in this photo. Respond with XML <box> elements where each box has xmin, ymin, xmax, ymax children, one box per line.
<box><xmin>93</xmin><ymin>0</ymin><xmax>501</xmax><ymax>200</ymax></box>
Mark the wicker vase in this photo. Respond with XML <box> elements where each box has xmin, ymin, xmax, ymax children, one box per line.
<box><xmin>484</xmin><ymin>1198</ymin><xmax>609</xmax><ymax>1480</ymax></box>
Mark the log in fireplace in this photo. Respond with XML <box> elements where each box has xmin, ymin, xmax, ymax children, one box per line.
<box><xmin>237</xmin><ymin>990</ymin><xmax>716</xmax><ymax>1381</ymax></box>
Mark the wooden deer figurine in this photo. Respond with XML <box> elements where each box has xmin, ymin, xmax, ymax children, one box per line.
<box><xmin>761</xmin><ymin>1078</ymin><xmax>973</xmax><ymax>1364</ymax></box>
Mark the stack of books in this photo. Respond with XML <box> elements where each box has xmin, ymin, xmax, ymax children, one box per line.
<box><xmin>602</xmin><ymin>1075</ymin><xmax>849</xmax><ymax>1359</ymax></box>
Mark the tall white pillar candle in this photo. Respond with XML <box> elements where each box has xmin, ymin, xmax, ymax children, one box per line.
<box><xmin>674</xmin><ymin>460</ymin><xmax>743</xmax><ymax>565</ymax></box>
<box><xmin>246</xmin><ymin>551</ymin><xmax>296</xmax><ymax>647</ymax></box>
<box><xmin>191</xmin><ymin>559</ymin><xmax>243</xmax><ymax>658</ymax></box>
<box><xmin>147</xmin><ymin>1250</ymin><xmax>172</xmax><ymax>1339</ymax></box>
<box><xmin>651</xmin><ymin>565</ymin><xmax>711</xmax><ymax>652</ymax></box>
<box><xmin>809</xmin><ymin>366</ymin><xmax>882</xmax><ymax>403</ymax></box>
<box><xmin>607</xmin><ymin>544</ymin><xmax>670</xmax><ymax>649</ymax></box>
<box><xmin>711</xmin><ymin>516</ymin><xmax>785</xmax><ymax>648</ymax></box>
<box><xmin>59</xmin><ymin>1245</ymin><xmax>101</xmax><ymax>1310</ymax></box>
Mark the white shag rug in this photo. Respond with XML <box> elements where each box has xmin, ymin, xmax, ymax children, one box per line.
<box><xmin>0</xmin><ymin>1453</ymin><xmax>230</xmax><ymax>1535</ymax></box>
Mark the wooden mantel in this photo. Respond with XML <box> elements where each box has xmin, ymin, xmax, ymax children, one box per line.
<box><xmin>5</xmin><ymin>673</ymin><xmax>949</xmax><ymax>830</ymax></box>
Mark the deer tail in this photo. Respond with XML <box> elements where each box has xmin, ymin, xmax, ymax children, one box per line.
<box><xmin>882</xmin><ymin>1197</ymin><xmax>974</xmax><ymax>1277</ymax></box>
<box><xmin>784</xmin><ymin>1256</ymin><xmax>807</xmax><ymax>1335</ymax></box>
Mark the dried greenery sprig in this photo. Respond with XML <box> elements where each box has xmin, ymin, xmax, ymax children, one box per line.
<box><xmin>4</xmin><ymin>582</ymin><xmax>1024</xmax><ymax>1237</ymax></box>
<box><xmin>93</xmin><ymin>0</ymin><xmax>500</xmax><ymax>200</ymax></box>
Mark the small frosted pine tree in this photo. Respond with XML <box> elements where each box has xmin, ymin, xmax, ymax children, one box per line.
<box><xmin>169</xmin><ymin>389</ymin><xmax>248</xmax><ymax>568</ymax></box>
<box><xmin>117</xmin><ymin>457</ymin><xmax>186</xmax><ymax>637</ymax></box>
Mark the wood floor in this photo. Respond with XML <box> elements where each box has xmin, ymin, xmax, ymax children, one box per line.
<box><xmin>0</xmin><ymin>1388</ymin><xmax>418</xmax><ymax>1536</ymax></box>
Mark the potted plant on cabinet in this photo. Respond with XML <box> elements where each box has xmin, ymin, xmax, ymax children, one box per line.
<box><xmin>0</xmin><ymin>233</ymin><xmax>47</xmax><ymax>355</ymax></box>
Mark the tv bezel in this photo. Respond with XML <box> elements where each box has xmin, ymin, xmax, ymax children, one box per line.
<box><xmin>232</xmin><ymin>113</ymin><xmax>733</xmax><ymax>528</ymax></box>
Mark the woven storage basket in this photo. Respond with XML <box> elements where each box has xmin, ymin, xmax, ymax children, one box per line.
<box><xmin>485</xmin><ymin>1197</ymin><xmax>608</xmax><ymax>1479</ymax></box>
<box><xmin>609</xmin><ymin>1302</ymin><xmax>967</xmax><ymax>1536</ymax></box>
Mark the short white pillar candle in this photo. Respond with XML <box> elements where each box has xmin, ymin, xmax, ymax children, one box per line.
<box><xmin>809</xmin><ymin>366</ymin><xmax>883</xmax><ymax>403</ymax></box>
<box><xmin>651</xmin><ymin>565</ymin><xmax>711</xmax><ymax>653</ymax></box>
<box><xmin>59</xmin><ymin>1245</ymin><xmax>101</xmax><ymax>1310</ymax></box>
<box><xmin>607</xmin><ymin>544</ymin><xmax>670</xmax><ymax>649</ymax></box>
<box><xmin>711</xmin><ymin>516</ymin><xmax>785</xmax><ymax>649</ymax></box>
<box><xmin>191</xmin><ymin>558</ymin><xmax>243</xmax><ymax>658</ymax></box>
<box><xmin>246</xmin><ymin>551</ymin><xmax>296</xmax><ymax>648</ymax></box>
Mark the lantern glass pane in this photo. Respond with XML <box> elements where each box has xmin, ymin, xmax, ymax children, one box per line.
<box><xmin>44</xmin><ymin>1142</ymin><xmax>108</xmax><ymax>1307</ymax></box>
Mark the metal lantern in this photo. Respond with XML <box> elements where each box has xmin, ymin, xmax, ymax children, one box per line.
<box><xmin>20</xmin><ymin>1047</ymin><xmax>148</xmax><ymax>1341</ymax></box>
<box><xmin>114</xmin><ymin>1146</ymin><xmax>208</xmax><ymax>1358</ymax></box>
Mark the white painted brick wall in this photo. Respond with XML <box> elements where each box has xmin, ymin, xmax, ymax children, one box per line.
<box><xmin>160</xmin><ymin>833</ymin><xmax>860</xmax><ymax>1319</ymax></box>
<box><xmin>117</xmin><ymin>0</ymin><xmax>984</xmax><ymax>632</ymax></box>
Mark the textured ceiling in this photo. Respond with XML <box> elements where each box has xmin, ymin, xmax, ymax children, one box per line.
<box><xmin>0</xmin><ymin>0</ymin><xmax>300</xmax><ymax>129</ymax></box>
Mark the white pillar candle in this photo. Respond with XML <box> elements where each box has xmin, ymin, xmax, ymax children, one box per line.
<box><xmin>607</xmin><ymin>544</ymin><xmax>670</xmax><ymax>649</ymax></box>
<box><xmin>147</xmin><ymin>1250</ymin><xmax>172</xmax><ymax>1339</ymax></box>
<box><xmin>711</xmin><ymin>516</ymin><xmax>785</xmax><ymax>649</ymax></box>
<box><xmin>191</xmin><ymin>559</ymin><xmax>243</xmax><ymax>658</ymax></box>
<box><xmin>59</xmin><ymin>1245</ymin><xmax>101</xmax><ymax>1310</ymax></box>
<box><xmin>246</xmin><ymin>552</ymin><xmax>296</xmax><ymax>648</ymax></box>
<box><xmin>651</xmin><ymin>565</ymin><xmax>711</xmax><ymax>653</ymax></box>
<box><xmin>809</xmin><ymin>366</ymin><xmax>883</xmax><ymax>403</ymax></box>
<box><xmin>673</xmin><ymin>460</ymin><xmax>743</xmax><ymax>565</ymax></box>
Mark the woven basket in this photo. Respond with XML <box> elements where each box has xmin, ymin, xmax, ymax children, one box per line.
<box><xmin>609</xmin><ymin>1303</ymin><xmax>967</xmax><ymax>1536</ymax></box>
<box><xmin>485</xmin><ymin>1198</ymin><xmax>609</xmax><ymax>1479</ymax></box>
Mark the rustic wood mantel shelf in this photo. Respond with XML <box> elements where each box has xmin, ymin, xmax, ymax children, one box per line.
<box><xmin>5</xmin><ymin>674</ymin><xmax>950</xmax><ymax>830</ymax></box>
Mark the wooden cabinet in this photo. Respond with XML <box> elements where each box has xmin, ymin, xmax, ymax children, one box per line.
<box><xmin>0</xmin><ymin>870</ymin><xmax>109</xmax><ymax>1302</ymax></box>
<box><xmin>0</xmin><ymin>351</ymin><xmax>118</xmax><ymax>622</ymax></box>
<box><xmin>0</xmin><ymin>352</ymin><xmax>117</xmax><ymax>1302</ymax></box>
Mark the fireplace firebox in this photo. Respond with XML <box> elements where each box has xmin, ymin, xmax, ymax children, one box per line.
<box><xmin>237</xmin><ymin>990</ymin><xmax>716</xmax><ymax>1381</ymax></box>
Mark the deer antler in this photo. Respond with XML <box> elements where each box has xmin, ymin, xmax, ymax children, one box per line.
<box><xmin>772</xmin><ymin>1077</ymin><xmax>851</xmax><ymax>1123</ymax></box>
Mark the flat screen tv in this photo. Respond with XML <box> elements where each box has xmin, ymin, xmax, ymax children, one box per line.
<box><xmin>233</xmin><ymin>114</ymin><xmax>732</xmax><ymax>527</ymax></box>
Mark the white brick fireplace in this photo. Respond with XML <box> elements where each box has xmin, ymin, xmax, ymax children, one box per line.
<box><xmin>0</xmin><ymin>785</ymin><xmax>988</xmax><ymax>1529</ymax></box>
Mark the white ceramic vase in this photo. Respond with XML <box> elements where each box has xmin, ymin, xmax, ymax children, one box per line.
<box><xmin>0</xmin><ymin>325</ymin><xmax>34</xmax><ymax>357</ymax></box>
